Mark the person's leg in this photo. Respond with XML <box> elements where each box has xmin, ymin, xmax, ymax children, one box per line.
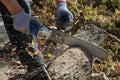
<box><xmin>0</xmin><ymin>0</ymin><xmax>39</xmax><ymax>70</ymax></box>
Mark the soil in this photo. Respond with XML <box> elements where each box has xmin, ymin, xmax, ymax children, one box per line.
<box><xmin>0</xmin><ymin>51</ymin><xmax>27</xmax><ymax>80</ymax></box>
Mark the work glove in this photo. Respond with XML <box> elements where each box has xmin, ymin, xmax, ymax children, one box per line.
<box><xmin>12</xmin><ymin>10</ymin><xmax>40</xmax><ymax>35</ymax></box>
<box><xmin>56</xmin><ymin>2</ymin><xmax>73</xmax><ymax>29</ymax></box>
<box><xmin>13</xmin><ymin>10</ymin><xmax>51</xmax><ymax>39</ymax></box>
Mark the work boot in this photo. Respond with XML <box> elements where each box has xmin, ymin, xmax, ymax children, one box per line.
<box><xmin>27</xmin><ymin>54</ymin><xmax>46</xmax><ymax>72</ymax></box>
<box><xmin>24</xmin><ymin>66</ymin><xmax>51</xmax><ymax>80</ymax></box>
<box><xmin>25</xmin><ymin>54</ymin><xmax>51</xmax><ymax>80</ymax></box>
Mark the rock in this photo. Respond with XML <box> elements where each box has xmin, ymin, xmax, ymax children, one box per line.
<box><xmin>74</xmin><ymin>24</ymin><xmax>105</xmax><ymax>46</ymax></box>
<box><xmin>48</xmin><ymin>48</ymin><xmax>92</xmax><ymax>80</ymax></box>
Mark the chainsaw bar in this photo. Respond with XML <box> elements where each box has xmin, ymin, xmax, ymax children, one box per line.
<box><xmin>49</xmin><ymin>29</ymin><xmax>108</xmax><ymax>59</ymax></box>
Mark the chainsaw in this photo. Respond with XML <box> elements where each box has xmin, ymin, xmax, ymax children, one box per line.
<box><xmin>30</xmin><ymin>19</ymin><xmax>108</xmax><ymax>59</ymax></box>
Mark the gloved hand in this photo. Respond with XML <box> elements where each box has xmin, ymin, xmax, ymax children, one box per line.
<box><xmin>56</xmin><ymin>2</ymin><xmax>73</xmax><ymax>29</ymax></box>
<box><xmin>12</xmin><ymin>10</ymin><xmax>37</xmax><ymax>35</ymax></box>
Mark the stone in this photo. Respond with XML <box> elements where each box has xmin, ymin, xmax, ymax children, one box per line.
<box><xmin>48</xmin><ymin>48</ymin><xmax>92</xmax><ymax>80</ymax></box>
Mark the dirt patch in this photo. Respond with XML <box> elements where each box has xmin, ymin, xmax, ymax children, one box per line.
<box><xmin>0</xmin><ymin>46</ymin><xmax>27</xmax><ymax>80</ymax></box>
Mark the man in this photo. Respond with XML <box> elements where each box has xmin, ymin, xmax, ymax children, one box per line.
<box><xmin>0</xmin><ymin>0</ymin><xmax>73</xmax><ymax>75</ymax></box>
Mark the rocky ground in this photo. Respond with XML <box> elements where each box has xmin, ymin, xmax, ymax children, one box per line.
<box><xmin>1</xmin><ymin>0</ymin><xmax>120</xmax><ymax>79</ymax></box>
<box><xmin>0</xmin><ymin>20</ymin><xmax>107</xmax><ymax>80</ymax></box>
<box><xmin>0</xmin><ymin>44</ymin><xmax>93</xmax><ymax>80</ymax></box>
<box><xmin>0</xmin><ymin>10</ymin><xmax>120</xmax><ymax>79</ymax></box>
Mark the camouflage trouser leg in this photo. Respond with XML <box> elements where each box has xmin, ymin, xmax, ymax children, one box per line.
<box><xmin>0</xmin><ymin>0</ymin><xmax>34</xmax><ymax>66</ymax></box>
